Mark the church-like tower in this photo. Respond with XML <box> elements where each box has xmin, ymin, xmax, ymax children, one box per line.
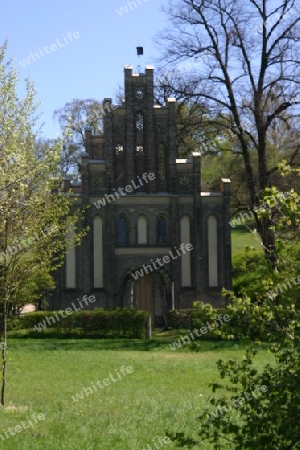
<box><xmin>51</xmin><ymin>65</ymin><xmax>232</xmax><ymax>319</ymax></box>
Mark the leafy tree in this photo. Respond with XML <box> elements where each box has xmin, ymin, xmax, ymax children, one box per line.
<box><xmin>0</xmin><ymin>41</ymin><xmax>86</xmax><ymax>406</ymax></box>
<box><xmin>168</xmin><ymin>164</ymin><xmax>300</xmax><ymax>449</ymax></box>
<box><xmin>8</xmin><ymin>266</ymin><xmax>55</xmax><ymax>316</ymax></box>
<box><xmin>53</xmin><ymin>98</ymin><xmax>118</xmax><ymax>175</ymax></box>
<box><xmin>53</xmin><ymin>98</ymin><xmax>104</xmax><ymax>147</ymax></box>
<box><xmin>175</xmin><ymin>101</ymin><xmax>206</xmax><ymax>156</ymax></box>
<box><xmin>158</xmin><ymin>0</ymin><xmax>300</xmax><ymax>266</ymax></box>
<box><xmin>155</xmin><ymin>70</ymin><xmax>226</xmax><ymax>157</ymax></box>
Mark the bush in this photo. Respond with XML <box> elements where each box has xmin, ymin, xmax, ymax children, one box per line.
<box><xmin>168</xmin><ymin>294</ymin><xmax>300</xmax><ymax>449</ymax></box>
<box><xmin>167</xmin><ymin>304</ymin><xmax>229</xmax><ymax>339</ymax></box>
<box><xmin>9</xmin><ymin>308</ymin><xmax>150</xmax><ymax>339</ymax></box>
<box><xmin>232</xmin><ymin>249</ymin><xmax>268</xmax><ymax>298</ymax></box>
<box><xmin>167</xmin><ymin>309</ymin><xmax>191</xmax><ymax>329</ymax></box>
<box><xmin>167</xmin><ymin>299</ymin><xmax>299</xmax><ymax>342</ymax></box>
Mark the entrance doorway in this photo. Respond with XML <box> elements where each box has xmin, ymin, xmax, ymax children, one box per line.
<box><xmin>134</xmin><ymin>275</ymin><xmax>152</xmax><ymax>313</ymax></box>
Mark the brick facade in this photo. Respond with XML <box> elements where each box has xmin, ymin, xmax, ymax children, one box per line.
<box><xmin>50</xmin><ymin>65</ymin><xmax>232</xmax><ymax>319</ymax></box>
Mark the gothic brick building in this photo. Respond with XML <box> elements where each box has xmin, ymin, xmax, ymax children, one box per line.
<box><xmin>50</xmin><ymin>65</ymin><xmax>232</xmax><ymax>318</ymax></box>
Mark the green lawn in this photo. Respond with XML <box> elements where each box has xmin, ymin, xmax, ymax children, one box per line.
<box><xmin>0</xmin><ymin>336</ymin><xmax>273</xmax><ymax>450</ymax></box>
<box><xmin>231</xmin><ymin>225</ymin><xmax>262</xmax><ymax>254</ymax></box>
<box><xmin>231</xmin><ymin>225</ymin><xmax>300</xmax><ymax>256</ymax></box>
<box><xmin>0</xmin><ymin>227</ymin><xmax>276</xmax><ymax>449</ymax></box>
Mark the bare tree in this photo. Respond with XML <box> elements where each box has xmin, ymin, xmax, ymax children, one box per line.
<box><xmin>158</xmin><ymin>0</ymin><xmax>300</xmax><ymax>266</ymax></box>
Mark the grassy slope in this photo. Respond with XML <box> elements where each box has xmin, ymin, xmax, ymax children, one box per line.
<box><xmin>231</xmin><ymin>226</ymin><xmax>262</xmax><ymax>254</ymax></box>
<box><xmin>231</xmin><ymin>225</ymin><xmax>300</xmax><ymax>255</ymax></box>
<box><xmin>0</xmin><ymin>338</ymin><xmax>273</xmax><ymax>450</ymax></box>
<box><xmin>0</xmin><ymin>228</ymin><xmax>273</xmax><ymax>449</ymax></box>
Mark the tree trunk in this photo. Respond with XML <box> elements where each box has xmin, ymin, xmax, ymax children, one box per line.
<box><xmin>241</xmin><ymin>138</ymin><xmax>277</xmax><ymax>268</ymax></box>
<box><xmin>1</xmin><ymin>298</ymin><xmax>7</xmax><ymax>406</ymax></box>
<box><xmin>256</xmin><ymin>217</ymin><xmax>277</xmax><ymax>269</ymax></box>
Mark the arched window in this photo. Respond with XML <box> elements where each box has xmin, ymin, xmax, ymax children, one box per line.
<box><xmin>118</xmin><ymin>217</ymin><xmax>127</xmax><ymax>245</ymax></box>
<box><xmin>94</xmin><ymin>216</ymin><xmax>103</xmax><ymax>288</ymax></box>
<box><xmin>208</xmin><ymin>216</ymin><xmax>218</xmax><ymax>287</ymax></box>
<box><xmin>157</xmin><ymin>216</ymin><xmax>166</xmax><ymax>244</ymax></box>
<box><xmin>137</xmin><ymin>215</ymin><xmax>147</xmax><ymax>244</ymax></box>
<box><xmin>180</xmin><ymin>215</ymin><xmax>192</xmax><ymax>287</ymax></box>
<box><xmin>66</xmin><ymin>228</ymin><xmax>76</xmax><ymax>288</ymax></box>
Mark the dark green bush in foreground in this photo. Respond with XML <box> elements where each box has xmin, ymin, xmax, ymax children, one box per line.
<box><xmin>8</xmin><ymin>308</ymin><xmax>150</xmax><ymax>339</ymax></box>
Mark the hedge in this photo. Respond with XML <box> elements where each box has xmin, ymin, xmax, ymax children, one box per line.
<box><xmin>7</xmin><ymin>308</ymin><xmax>150</xmax><ymax>339</ymax></box>
<box><xmin>167</xmin><ymin>302</ymin><xmax>299</xmax><ymax>341</ymax></box>
<box><xmin>167</xmin><ymin>305</ymin><xmax>229</xmax><ymax>339</ymax></box>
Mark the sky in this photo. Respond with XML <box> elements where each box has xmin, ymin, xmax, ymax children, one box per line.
<box><xmin>0</xmin><ymin>0</ymin><xmax>167</xmax><ymax>139</ymax></box>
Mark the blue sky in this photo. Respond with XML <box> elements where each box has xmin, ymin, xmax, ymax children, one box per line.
<box><xmin>0</xmin><ymin>0</ymin><xmax>167</xmax><ymax>139</ymax></box>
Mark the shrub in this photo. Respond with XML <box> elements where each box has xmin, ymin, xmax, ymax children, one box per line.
<box><xmin>167</xmin><ymin>309</ymin><xmax>191</xmax><ymax>329</ymax></box>
<box><xmin>9</xmin><ymin>308</ymin><xmax>150</xmax><ymax>339</ymax></box>
<box><xmin>232</xmin><ymin>249</ymin><xmax>268</xmax><ymax>298</ymax></box>
<box><xmin>167</xmin><ymin>299</ymin><xmax>298</xmax><ymax>342</ymax></box>
<box><xmin>167</xmin><ymin>304</ymin><xmax>229</xmax><ymax>339</ymax></box>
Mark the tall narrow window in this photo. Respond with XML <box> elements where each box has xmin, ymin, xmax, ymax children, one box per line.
<box><xmin>118</xmin><ymin>217</ymin><xmax>127</xmax><ymax>245</ymax></box>
<box><xmin>115</xmin><ymin>143</ymin><xmax>125</xmax><ymax>186</ymax></box>
<box><xmin>208</xmin><ymin>216</ymin><xmax>218</xmax><ymax>287</ymax></box>
<box><xmin>115</xmin><ymin>143</ymin><xmax>124</xmax><ymax>155</ymax></box>
<box><xmin>157</xmin><ymin>216</ymin><xmax>166</xmax><ymax>244</ymax></box>
<box><xmin>135</xmin><ymin>111</ymin><xmax>144</xmax><ymax>153</ymax></box>
<box><xmin>66</xmin><ymin>229</ymin><xmax>76</xmax><ymax>288</ymax></box>
<box><xmin>180</xmin><ymin>216</ymin><xmax>192</xmax><ymax>287</ymax></box>
<box><xmin>94</xmin><ymin>216</ymin><xmax>103</xmax><ymax>288</ymax></box>
<box><xmin>158</xmin><ymin>144</ymin><xmax>166</xmax><ymax>180</ymax></box>
<box><xmin>138</xmin><ymin>215</ymin><xmax>147</xmax><ymax>244</ymax></box>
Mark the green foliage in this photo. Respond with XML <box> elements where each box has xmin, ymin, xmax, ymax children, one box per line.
<box><xmin>257</xmin><ymin>164</ymin><xmax>300</xmax><ymax>246</ymax></box>
<box><xmin>9</xmin><ymin>268</ymin><xmax>54</xmax><ymax>315</ymax></box>
<box><xmin>232</xmin><ymin>250</ymin><xmax>268</xmax><ymax>298</ymax></box>
<box><xmin>0</xmin><ymin>41</ymin><xmax>87</xmax><ymax>405</ymax></box>
<box><xmin>168</xmin><ymin>299</ymin><xmax>299</xmax><ymax>343</ymax></box>
<box><xmin>9</xmin><ymin>309</ymin><xmax>150</xmax><ymax>339</ymax></box>
<box><xmin>195</xmin><ymin>343</ymin><xmax>300</xmax><ymax>449</ymax></box>
<box><xmin>232</xmin><ymin>241</ymin><xmax>300</xmax><ymax>307</ymax></box>
<box><xmin>169</xmin><ymin>294</ymin><xmax>300</xmax><ymax>448</ymax></box>
<box><xmin>192</xmin><ymin>304</ymin><xmax>228</xmax><ymax>340</ymax></box>
<box><xmin>168</xmin><ymin>304</ymin><xmax>229</xmax><ymax>340</ymax></box>
<box><xmin>53</xmin><ymin>97</ymin><xmax>111</xmax><ymax>175</ymax></box>
<box><xmin>167</xmin><ymin>309</ymin><xmax>191</xmax><ymax>329</ymax></box>
<box><xmin>0</xmin><ymin>40</ymin><xmax>86</xmax><ymax>309</ymax></box>
<box><xmin>169</xmin><ymin>163</ymin><xmax>300</xmax><ymax>448</ymax></box>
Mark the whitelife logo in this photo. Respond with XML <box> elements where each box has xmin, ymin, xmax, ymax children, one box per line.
<box><xmin>229</xmin><ymin>192</ymin><xmax>291</xmax><ymax>228</ymax></box>
<box><xmin>267</xmin><ymin>274</ymin><xmax>300</xmax><ymax>300</ymax></box>
<box><xmin>93</xmin><ymin>172</ymin><xmax>156</xmax><ymax>209</ymax></box>
<box><xmin>72</xmin><ymin>366</ymin><xmax>134</xmax><ymax>403</ymax></box>
<box><xmin>131</xmin><ymin>243</ymin><xmax>193</xmax><ymax>281</ymax></box>
<box><xmin>18</xmin><ymin>31</ymin><xmax>80</xmax><ymax>68</ymax></box>
<box><xmin>169</xmin><ymin>314</ymin><xmax>231</xmax><ymax>350</ymax></box>
<box><xmin>0</xmin><ymin>225</ymin><xmax>58</xmax><ymax>264</ymax></box>
<box><xmin>0</xmin><ymin>413</ymin><xmax>45</xmax><ymax>442</ymax></box>
<box><xmin>33</xmin><ymin>295</ymin><xmax>96</xmax><ymax>332</ymax></box>
<box><xmin>207</xmin><ymin>385</ymin><xmax>268</xmax><ymax>421</ymax></box>
<box><xmin>116</xmin><ymin>0</ymin><xmax>150</xmax><ymax>16</ymax></box>
<box><xmin>141</xmin><ymin>435</ymin><xmax>171</xmax><ymax>450</ymax></box>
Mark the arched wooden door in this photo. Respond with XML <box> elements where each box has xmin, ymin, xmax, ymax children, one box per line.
<box><xmin>134</xmin><ymin>275</ymin><xmax>152</xmax><ymax>313</ymax></box>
